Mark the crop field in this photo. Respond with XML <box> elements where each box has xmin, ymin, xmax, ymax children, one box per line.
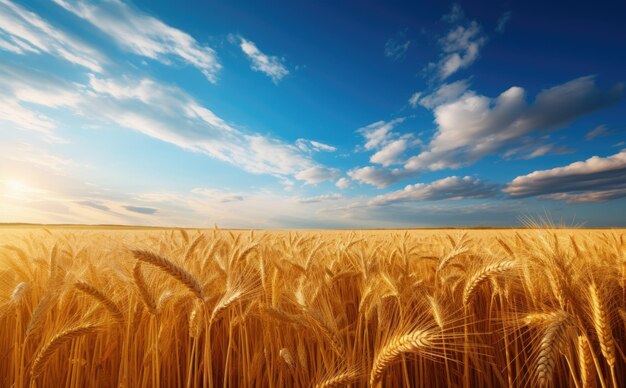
<box><xmin>0</xmin><ymin>226</ymin><xmax>624</xmax><ymax>387</ymax></box>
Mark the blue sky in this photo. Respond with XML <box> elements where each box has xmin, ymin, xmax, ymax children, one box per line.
<box><xmin>0</xmin><ymin>0</ymin><xmax>625</xmax><ymax>228</ymax></box>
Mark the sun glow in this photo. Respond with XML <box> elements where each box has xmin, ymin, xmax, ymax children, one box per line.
<box><xmin>1</xmin><ymin>179</ymin><xmax>44</xmax><ymax>200</ymax></box>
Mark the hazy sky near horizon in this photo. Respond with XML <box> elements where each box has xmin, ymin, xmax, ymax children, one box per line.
<box><xmin>1</xmin><ymin>0</ymin><xmax>625</xmax><ymax>228</ymax></box>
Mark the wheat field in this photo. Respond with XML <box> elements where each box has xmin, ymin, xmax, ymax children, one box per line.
<box><xmin>0</xmin><ymin>226</ymin><xmax>624</xmax><ymax>387</ymax></box>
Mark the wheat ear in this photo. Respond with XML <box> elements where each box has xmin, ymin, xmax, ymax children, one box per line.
<box><xmin>131</xmin><ymin>250</ymin><xmax>204</xmax><ymax>300</ymax></box>
<box><xmin>315</xmin><ymin>370</ymin><xmax>360</xmax><ymax>388</ymax></box>
<box><xmin>370</xmin><ymin>329</ymin><xmax>434</xmax><ymax>385</ymax></box>
<box><xmin>74</xmin><ymin>282</ymin><xmax>124</xmax><ymax>323</ymax></box>
<box><xmin>132</xmin><ymin>261</ymin><xmax>157</xmax><ymax>314</ymax></box>
<box><xmin>463</xmin><ymin>260</ymin><xmax>515</xmax><ymax>307</ymax></box>
<box><xmin>577</xmin><ymin>335</ymin><xmax>595</xmax><ymax>388</ymax></box>
<box><xmin>279</xmin><ymin>348</ymin><xmax>296</xmax><ymax>370</ymax></box>
<box><xmin>536</xmin><ymin>312</ymin><xmax>572</xmax><ymax>387</ymax></box>
<box><xmin>30</xmin><ymin>324</ymin><xmax>99</xmax><ymax>377</ymax></box>
<box><xmin>589</xmin><ymin>283</ymin><xmax>615</xmax><ymax>367</ymax></box>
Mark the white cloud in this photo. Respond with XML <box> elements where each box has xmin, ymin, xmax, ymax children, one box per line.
<box><xmin>348</xmin><ymin>166</ymin><xmax>412</xmax><ymax>188</ymax></box>
<box><xmin>0</xmin><ymin>0</ymin><xmax>103</xmax><ymax>71</ymax></box>
<box><xmin>335</xmin><ymin>177</ymin><xmax>350</xmax><ymax>190</ymax></box>
<box><xmin>405</xmin><ymin>76</ymin><xmax>623</xmax><ymax>172</ymax></box>
<box><xmin>358</xmin><ymin>118</ymin><xmax>406</xmax><ymax>151</ymax></box>
<box><xmin>414</xmin><ymin>79</ymin><xmax>470</xmax><ymax>109</ymax></box>
<box><xmin>53</xmin><ymin>0</ymin><xmax>221</xmax><ymax>82</ymax></box>
<box><xmin>0</xmin><ymin>63</ymin><xmax>82</xmax><ymax>141</ymax></box>
<box><xmin>408</xmin><ymin>92</ymin><xmax>422</xmax><ymax>107</ymax></box>
<box><xmin>435</xmin><ymin>21</ymin><xmax>486</xmax><ymax>80</ymax></box>
<box><xmin>239</xmin><ymin>37</ymin><xmax>289</xmax><ymax>83</ymax></box>
<box><xmin>295</xmin><ymin>166</ymin><xmax>340</xmax><ymax>184</ymax></box>
<box><xmin>0</xmin><ymin>99</ymin><xmax>56</xmax><ymax>137</ymax></box>
<box><xmin>0</xmin><ymin>64</ymin><xmax>337</xmax><ymax>184</ymax></box>
<box><xmin>370</xmin><ymin>139</ymin><xmax>408</xmax><ymax>167</ymax></box>
<box><xmin>504</xmin><ymin>149</ymin><xmax>626</xmax><ymax>203</ymax></box>
<box><xmin>368</xmin><ymin>176</ymin><xmax>497</xmax><ymax>206</ymax></box>
<box><xmin>295</xmin><ymin>138</ymin><xmax>337</xmax><ymax>153</ymax></box>
<box><xmin>85</xmin><ymin>75</ymin><xmax>341</xmax><ymax>181</ymax></box>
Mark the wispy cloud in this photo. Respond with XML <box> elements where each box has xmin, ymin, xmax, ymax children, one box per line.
<box><xmin>0</xmin><ymin>62</ymin><xmax>336</xmax><ymax>184</ymax></box>
<box><xmin>496</xmin><ymin>11</ymin><xmax>512</xmax><ymax>33</ymax></box>
<box><xmin>123</xmin><ymin>205</ymin><xmax>158</xmax><ymax>215</ymax></box>
<box><xmin>442</xmin><ymin>3</ymin><xmax>464</xmax><ymax>23</ymax></box>
<box><xmin>53</xmin><ymin>0</ymin><xmax>221</xmax><ymax>82</ymax></box>
<box><xmin>384</xmin><ymin>30</ymin><xmax>411</xmax><ymax>61</ymax></box>
<box><xmin>237</xmin><ymin>36</ymin><xmax>288</xmax><ymax>83</ymax></box>
<box><xmin>0</xmin><ymin>0</ymin><xmax>103</xmax><ymax>71</ymax></box>
<box><xmin>435</xmin><ymin>21</ymin><xmax>486</xmax><ymax>80</ymax></box>
<box><xmin>296</xmin><ymin>193</ymin><xmax>344</xmax><ymax>204</ymax></box>
<box><xmin>427</xmin><ymin>4</ymin><xmax>487</xmax><ymax>80</ymax></box>
<box><xmin>295</xmin><ymin>138</ymin><xmax>337</xmax><ymax>153</ymax></box>
<box><xmin>586</xmin><ymin>124</ymin><xmax>609</xmax><ymax>140</ymax></box>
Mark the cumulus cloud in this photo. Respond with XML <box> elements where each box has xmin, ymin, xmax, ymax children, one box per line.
<box><xmin>239</xmin><ymin>37</ymin><xmax>288</xmax><ymax>83</ymax></box>
<box><xmin>405</xmin><ymin>76</ymin><xmax>623</xmax><ymax>172</ymax></box>
<box><xmin>53</xmin><ymin>0</ymin><xmax>221</xmax><ymax>82</ymax></box>
<box><xmin>384</xmin><ymin>30</ymin><xmax>411</xmax><ymax>61</ymax></box>
<box><xmin>504</xmin><ymin>149</ymin><xmax>626</xmax><ymax>203</ymax></box>
<box><xmin>335</xmin><ymin>177</ymin><xmax>350</xmax><ymax>190</ymax></box>
<box><xmin>0</xmin><ymin>0</ymin><xmax>102</xmax><ymax>71</ymax></box>
<box><xmin>348</xmin><ymin>166</ymin><xmax>413</xmax><ymax>188</ymax></box>
<box><xmin>356</xmin><ymin>118</ymin><xmax>420</xmax><ymax>169</ymax></box>
<box><xmin>358</xmin><ymin>118</ymin><xmax>406</xmax><ymax>151</ymax></box>
<box><xmin>295</xmin><ymin>166</ymin><xmax>341</xmax><ymax>184</ymax></box>
<box><xmin>369</xmin><ymin>176</ymin><xmax>498</xmax><ymax>206</ymax></box>
<box><xmin>370</xmin><ymin>139</ymin><xmax>409</xmax><ymax>167</ymax></box>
